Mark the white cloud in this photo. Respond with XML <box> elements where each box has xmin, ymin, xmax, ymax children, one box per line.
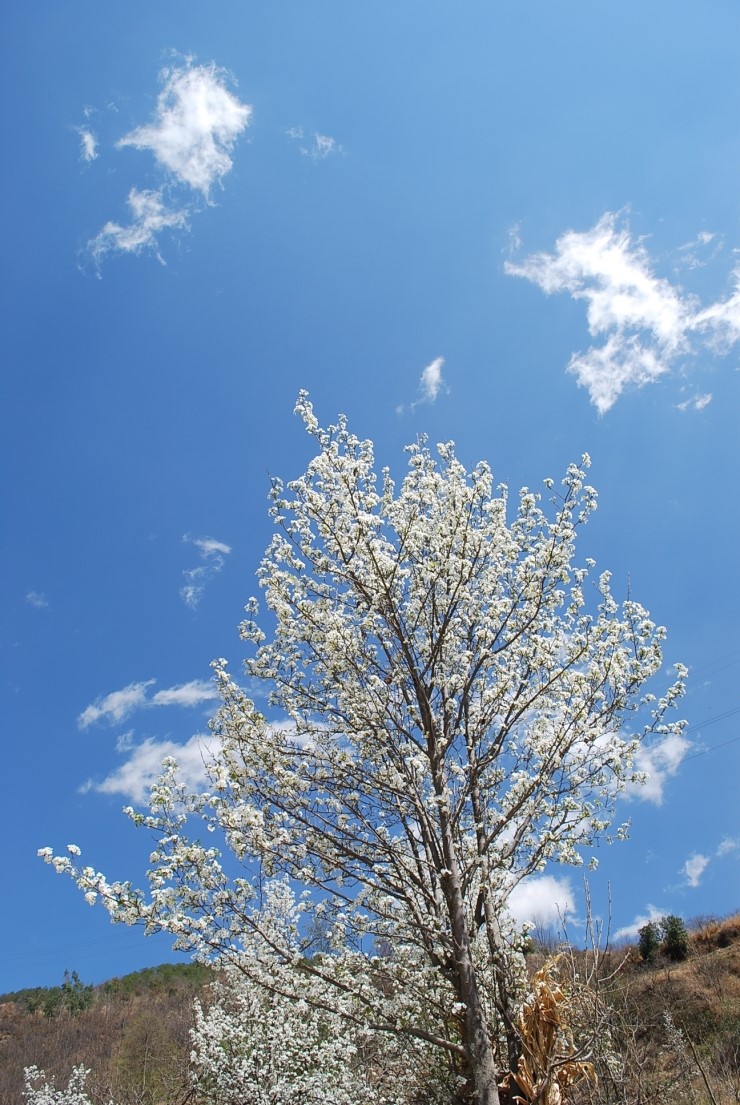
<box><xmin>78</xmin><ymin>680</ymin><xmax>155</xmax><ymax>729</ymax></box>
<box><xmin>506</xmin><ymin>213</ymin><xmax>740</xmax><ymax>412</ymax></box>
<box><xmin>83</xmin><ymin>716</ymin><xmax>296</xmax><ymax>802</ymax></box>
<box><xmin>675</xmin><ymin>230</ymin><xmax>722</xmax><ymax>270</ymax></box>
<box><xmin>150</xmin><ymin>679</ymin><xmax>219</xmax><ymax>707</ymax></box>
<box><xmin>692</xmin><ymin>273</ymin><xmax>740</xmax><ymax>350</ymax></box>
<box><xmin>506</xmin><ymin>213</ymin><xmax>688</xmax><ymax>342</ymax></box>
<box><xmin>288</xmin><ymin>127</ymin><xmax>343</xmax><ymax>161</ymax></box>
<box><xmin>676</xmin><ymin>392</ymin><xmax>712</xmax><ymax>412</ymax></box>
<box><xmin>86</xmin><ymin>61</ymin><xmax>251</xmax><ymax>269</ymax></box>
<box><xmin>614</xmin><ymin>903</ymin><xmax>666</xmax><ymax>942</ymax></box>
<box><xmin>717</xmin><ymin>836</ymin><xmax>739</xmax><ymax>857</ymax></box>
<box><xmin>117</xmin><ymin>62</ymin><xmax>251</xmax><ymax>198</ymax></box>
<box><xmin>181</xmin><ymin>583</ymin><xmax>204</xmax><ymax>609</ymax></box>
<box><xmin>397</xmin><ymin>356</ymin><xmax>448</xmax><ymax>414</ymax></box>
<box><xmin>115</xmin><ymin>729</ymin><xmax>135</xmax><ymax>753</ymax></box>
<box><xmin>26</xmin><ymin>590</ymin><xmax>48</xmax><ymax>609</ymax></box>
<box><xmin>682</xmin><ymin>852</ymin><xmax>710</xmax><ymax>888</ymax></box>
<box><xmin>88</xmin><ymin>188</ymin><xmax>188</xmax><ymax>268</ymax></box>
<box><xmin>567</xmin><ymin>334</ymin><xmax>668</xmax><ymax>416</ymax></box>
<box><xmin>419</xmin><ymin>356</ymin><xmax>445</xmax><ymax>402</ymax></box>
<box><xmin>507</xmin><ymin>222</ymin><xmax>523</xmax><ymax>254</ymax></box>
<box><xmin>189</xmin><ymin>536</ymin><xmax>232</xmax><ymax>557</ymax></box>
<box><xmin>506</xmin><ymin>875</ymin><xmax>576</xmax><ymax>928</ymax></box>
<box><xmin>78</xmin><ymin>676</ymin><xmax>218</xmax><ymax>728</ymax></box>
<box><xmin>76</xmin><ymin>127</ymin><xmax>98</xmax><ymax>162</ymax></box>
<box><xmin>181</xmin><ymin>533</ymin><xmax>231</xmax><ymax>609</ymax></box>
<box><xmin>87</xmin><ymin>733</ymin><xmax>217</xmax><ymax>803</ymax></box>
<box><xmin>627</xmin><ymin>733</ymin><xmax>691</xmax><ymax>805</ymax></box>
<box><xmin>304</xmin><ymin>133</ymin><xmax>342</xmax><ymax>161</ymax></box>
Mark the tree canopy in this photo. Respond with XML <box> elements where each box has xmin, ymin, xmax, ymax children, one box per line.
<box><xmin>42</xmin><ymin>395</ymin><xmax>685</xmax><ymax>1105</ymax></box>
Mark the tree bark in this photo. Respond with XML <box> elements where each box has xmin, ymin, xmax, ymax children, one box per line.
<box><xmin>459</xmin><ymin>963</ymin><xmax>502</xmax><ymax>1105</ymax></box>
<box><xmin>441</xmin><ymin>817</ymin><xmax>501</xmax><ymax>1105</ymax></box>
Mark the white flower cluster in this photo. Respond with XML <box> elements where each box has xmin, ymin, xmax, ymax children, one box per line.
<box><xmin>188</xmin><ymin>882</ymin><xmax>461</xmax><ymax>1104</ymax></box>
<box><xmin>23</xmin><ymin>1066</ymin><xmax>103</xmax><ymax>1105</ymax></box>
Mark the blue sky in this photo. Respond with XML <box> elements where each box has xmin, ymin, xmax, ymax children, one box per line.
<box><xmin>2</xmin><ymin>1</ymin><xmax>739</xmax><ymax>992</ymax></box>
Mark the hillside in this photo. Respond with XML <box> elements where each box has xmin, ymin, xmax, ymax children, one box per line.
<box><xmin>0</xmin><ymin>964</ymin><xmax>211</xmax><ymax>1105</ymax></box>
<box><xmin>531</xmin><ymin>913</ymin><xmax>740</xmax><ymax>1105</ymax></box>
<box><xmin>1</xmin><ymin>918</ymin><xmax>738</xmax><ymax>1105</ymax></box>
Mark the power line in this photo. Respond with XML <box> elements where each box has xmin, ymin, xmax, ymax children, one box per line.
<box><xmin>682</xmin><ymin>731</ymin><xmax>740</xmax><ymax>763</ymax></box>
<box><xmin>686</xmin><ymin>646</ymin><xmax>740</xmax><ymax>680</ymax></box>
<box><xmin>682</xmin><ymin>702</ymin><xmax>740</xmax><ymax>736</ymax></box>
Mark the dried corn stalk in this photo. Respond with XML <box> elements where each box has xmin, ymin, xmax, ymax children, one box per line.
<box><xmin>501</xmin><ymin>957</ymin><xmax>597</xmax><ymax>1105</ymax></box>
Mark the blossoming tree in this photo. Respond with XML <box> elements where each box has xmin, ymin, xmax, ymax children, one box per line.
<box><xmin>42</xmin><ymin>395</ymin><xmax>685</xmax><ymax>1105</ymax></box>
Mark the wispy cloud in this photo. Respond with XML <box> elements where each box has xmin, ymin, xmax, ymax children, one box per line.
<box><xmin>506</xmin><ymin>212</ymin><xmax>740</xmax><ymax>412</ymax></box>
<box><xmin>304</xmin><ymin>133</ymin><xmax>342</xmax><ymax>161</ymax></box>
<box><xmin>506</xmin><ymin>875</ymin><xmax>576</xmax><ymax>928</ymax></box>
<box><xmin>674</xmin><ymin>230</ymin><xmax>722</xmax><ymax>273</ymax></box>
<box><xmin>676</xmin><ymin>392</ymin><xmax>712</xmax><ymax>412</ymax></box>
<box><xmin>78</xmin><ymin>677</ymin><xmax>218</xmax><ymax>729</ymax></box>
<box><xmin>397</xmin><ymin>356</ymin><xmax>448</xmax><ymax>415</ymax></box>
<box><xmin>86</xmin><ymin>60</ymin><xmax>251</xmax><ymax>269</ymax></box>
<box><xmin>150</xmin><ymin>679</ymin><xmax>219</xmax><ymax>708</ymax></box>
<box><xmin>674</xmin><ymin>230</ymin><xmax>724</xmax><ymax>274</ymax></box>
<box><xmin>78</xmin><ymin>680</ymin><xmax>155</xmax><ymax>729</ymax></box>
<box><xmin>115</xmin><ymin>729</ymin><xmax>135</xmax><ymax>753</ymax></box>
<box><xmin>88</xmin><ymin>188</ymin><xmax>189</xmax><ymax>267</ymax></box>
<box><xmin>188</xmin><ymin>536</ymin><xmax>231</xmax><ymax>557</ymax></box>
<box><xmin>287</xmin><ymin>126</ymin><xmax>344</xmax><ymax>162</ymax></box>
<box><xmin>616</xmin><ymin>836</ymin><xmax>740</xmax><ymax>937</ymax></box>
<box><xmin>692</xmin><ymin>274</ymin><xmax>740</xmax><ymax>349</ymax></box>
<box><xmin>627</xmin><ymin>734</ymin><xmax>691</xmax><ymax>805</ymax></box>
<box><xmin>26</xmin><ymin>590</ymin><xmax>49</xmax><ymax>609</ymax></box>
<box><xmin>682</xmin><ymin>852</ymin><xmax>710</xmax><ymax>888</ymax></box>
<box><xmin>83</xmin><ymin>733</ymin><xmax>217</xmax><ymax>803</ymax></box>
<box><xmin>76</xmin><ymin>127</ymin><xmax>98</xmax><ymax>163</ymax></box>
<box><xmin>181</xmin><ymin>533</ymin><xmax>231</xmax><ymax>609</ymax></box>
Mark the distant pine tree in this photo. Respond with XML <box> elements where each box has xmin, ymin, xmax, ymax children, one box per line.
<box><xmin>638</xmin><ymin>921</ymin><xmax>661</xmax><ymax>965</ymax></box>
<box><xmin>661</xmin><ymin>915</ymin><xmax>689</xmax><ymax>962</ymax></box>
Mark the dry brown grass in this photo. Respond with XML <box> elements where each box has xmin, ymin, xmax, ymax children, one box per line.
<box><xmin>558</xmin><ymin>913</ymin><xmax>740</xmax><ymax>1105</ymax></box>
<box><xmin>691</xmin><ymin>913</ymin><xmax>740</xmax><ymax>953</ymax></box>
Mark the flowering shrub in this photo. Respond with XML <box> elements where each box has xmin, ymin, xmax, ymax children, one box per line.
<box><xmin>192</xmin><ymin>967</ymin><xmax>372</xmax><ymax>1105</ymax></box>
<box><xmin>23</xmin><ymin>1066</ymin><xmax>98</xmax><ymax>1105</ymax></box>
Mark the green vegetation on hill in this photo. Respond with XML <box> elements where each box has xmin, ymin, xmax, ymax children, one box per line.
<box><xmin>0</xmin><ymin>960</ymin><xmax>211</xmax><ymax>1013</ymax></box>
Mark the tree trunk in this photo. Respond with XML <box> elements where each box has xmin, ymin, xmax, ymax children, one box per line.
<box><xmin>481</xmin><ymin>889</ymin><xmax>523</xmax><ymax>1076</ymax></box>
<box><xmin>460</xmin><ymin>970</ymin><xmax>502</xmax><ymax>1105</ymax></box>
<box><xmin>441</xmin><ymin>819</ymin><xmax>501</xmax><ymax>1105</ymax></box>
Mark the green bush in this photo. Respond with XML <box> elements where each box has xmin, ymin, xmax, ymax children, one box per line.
<box><xmin>638</xmin><ymin>921</ymin><xmax>662</xmax><ymax>965</ymax></box>
<box><xmin>661</xmin><ymin>915</ymin><xmax>689</xmax><ymax>962</ymax></box>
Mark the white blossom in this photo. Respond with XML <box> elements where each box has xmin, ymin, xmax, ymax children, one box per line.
<box><xmin>23</xmin><ymin>1066</ymin><xmax>100</xmax><ymax>1105</ymax></box>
